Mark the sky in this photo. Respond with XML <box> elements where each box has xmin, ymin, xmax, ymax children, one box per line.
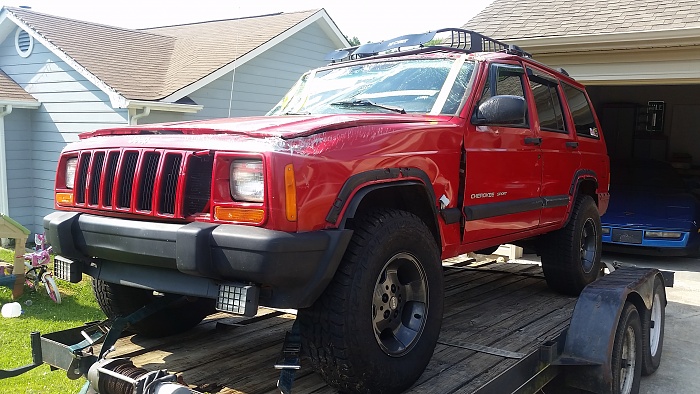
<box><xmin>2</xmin><ymin>0</ymin><xmax>495</xmax><ymax>43</ymax></box>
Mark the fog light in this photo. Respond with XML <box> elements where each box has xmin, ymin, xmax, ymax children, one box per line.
<box><xmin>216</xmin><ymin>283</ymin><xmax>259</xmax><ymax>316</ymax></box>
<box><xmin>54</xmin><ymin>255</ymin><xmax>82</xmax><ymax>283</ymax></box>
<box><xmin>601</xmin><ymin>227</ymin><xmax>610</xmax><ymax>235</ymax></box>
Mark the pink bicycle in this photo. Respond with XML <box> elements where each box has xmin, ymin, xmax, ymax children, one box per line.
<box><xmin>24</xmin><ymin>233</ymin><xmax>61</xmax><ymax>303</ymax></box>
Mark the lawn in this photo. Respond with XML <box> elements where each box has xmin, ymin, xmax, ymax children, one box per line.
<box><xmin>0</xmin><ymin>247</ymin><xmax>105</xmax><ymax>394</ymax></box>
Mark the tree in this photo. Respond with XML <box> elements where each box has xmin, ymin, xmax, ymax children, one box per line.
<box><xmin>345</xmin><ymin>35</ymin><xmax>361</xmax><ymax>46</ymax></box>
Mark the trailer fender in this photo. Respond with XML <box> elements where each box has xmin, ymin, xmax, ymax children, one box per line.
<box><xmin>555</xmin><ymin>267</ymin><xmax>666</xmax><ymax>393</ymax></box>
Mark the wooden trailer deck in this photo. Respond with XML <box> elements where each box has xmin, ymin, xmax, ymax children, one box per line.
<box><xmin>105</xmin><ymin>258</ymin><xmax>579</xmax><ymax>393</ymax></box>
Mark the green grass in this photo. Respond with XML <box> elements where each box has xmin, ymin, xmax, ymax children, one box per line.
<box><xmin>0</xmin><ymin>248</ymin><xmax>105</xmax><ymax>394</ymax></box>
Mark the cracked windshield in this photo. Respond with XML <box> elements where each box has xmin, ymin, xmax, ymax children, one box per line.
<box><xmin>268</xmin><ymin>58</ymin><xmax>475</xmax><ymax>116</ymax></box>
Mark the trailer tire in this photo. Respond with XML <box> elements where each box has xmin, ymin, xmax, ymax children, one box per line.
<box><xmin>611</xmin><ymin>302</ymin><xmax>642</xmax><ymax>394</ymax></box>
<box><xmin>540</xmin><ymin>195</ymin><xmax>602</xmax><ymax>295</ymax></box>
<box><xmin>92</xmin><ymin>279</ymin><xmax>214</xmax><ymax>337</ymax></box>
<box><xmin>641</xmin><ymin>276</ymin><xmax>665</xmax><ymax>376</ymax></box>
<box><xmin>298</xmin><ymin>209</ymin><xmax>443</xmax><ymax>394</ymax></box>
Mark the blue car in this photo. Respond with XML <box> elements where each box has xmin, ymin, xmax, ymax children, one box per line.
<box><xmin>601</xmin><ymin>161</ymin><xmax>700</xmax><ymax>256</ymax></box>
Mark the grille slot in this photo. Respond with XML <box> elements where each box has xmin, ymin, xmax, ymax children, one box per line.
<box><xmin>137</xmin><ymin>152</ymin><xmax>161</xmax><ymax>211</ymax></box>
<box><xmin>159</xmin><ymin>154</ymin><xmax>182</xmax><ymax>215</ymax></box>
<box><xmin>103</xmin><ymin>152</ymin><xmax>120</xmax><ymax>208</ymax></box>
<box><xmin>88</xmin><ymin>152</ymin><xmax>105</xmax><ymax>206</ymax></box>
<box><xmin>118</xmin><ymin>152</ymin><xmax>139</xmax><ymax>209</ymax></box>
<box><xmin>184</xmin><ymin>155</ymin><xmax>213</xmax><ymax>216</ymax></box>
<box><xmin>75</xmin><ymin>152</ymin><xmax>91</xmax><ymax>204</ymax></box>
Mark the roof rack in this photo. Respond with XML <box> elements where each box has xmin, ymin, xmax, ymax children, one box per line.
<box><xmin>325</xmin><ymin>28</ymin><xmax>531</xmax><ymax>63</ymax></box>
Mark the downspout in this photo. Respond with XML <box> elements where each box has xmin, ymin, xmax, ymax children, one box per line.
<box><xmin>0</xmin><ymin>104</ymin><xmax>14</xmax><ymax>217</ymax></box>
<box><xmin>129</xmin><ymin>106</ymin><xmax>151</xmax><ymax>125</ymax></box>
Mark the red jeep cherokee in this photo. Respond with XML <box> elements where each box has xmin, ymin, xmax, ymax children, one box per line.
<box><xmin>44</xmin><ymin>29</ymin><xmax>609</xmax><ymax>393</ymax></box>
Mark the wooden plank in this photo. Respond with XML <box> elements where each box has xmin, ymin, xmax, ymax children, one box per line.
<box><xmin>110</xmin><ymin>266</ymin><xmax>575</xmax><ymax>394</ymax></box>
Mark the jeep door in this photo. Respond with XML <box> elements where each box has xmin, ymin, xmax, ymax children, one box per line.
<box><xmin>462</xmin><ymin>62</ymin><xmax>542</xmax><ymax>243</ymax></box>
<box><xmin>524</xmin><ymin>66</ymin><xmax>581</xmax><ymax>227</ymax></box>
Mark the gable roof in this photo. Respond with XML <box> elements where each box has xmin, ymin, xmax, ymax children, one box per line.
<box><xmin>3</xmin><ymin>7</ymin><xmax>344</xmax><ymax>104</ymax></box>
<box><xmin>0</xmin><ymin>70</ymin><xmax>39</xmax><ymax>107</ymax></box>
<box><xmin>464</xmin><ymin>0</ymin><xmax>700</xmax><ymax>40</ymax></box>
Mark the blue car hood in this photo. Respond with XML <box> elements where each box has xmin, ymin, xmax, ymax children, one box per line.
<box><xmin>602</xmin><ymin>189</ymin><xmax>699</xmax><ymax>231</ymax></box>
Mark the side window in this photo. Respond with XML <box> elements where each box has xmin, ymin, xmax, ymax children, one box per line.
<box><xmin>562</xmin><ymin>82</ymin><xmax>599</xmax><ymax>139</ymax></box>
<box><xmin>479</xmin><ymin>64</ymin><xmax>526</xmax><ymax>104</ymax></box>
<box><xmin>527</xmin><ymin>69</ymin><xmax>567</xmax><ymax>133</ymax></box>
<box><xmin>475</xmin><ymin>63</ymin><xmax>528</xmax><ymax>126</ymax></box>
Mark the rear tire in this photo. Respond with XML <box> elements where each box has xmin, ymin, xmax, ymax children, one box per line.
<box><xmin>540</xmin><ymin>195</ymin><xmax>602</xmax><ymax>295</ymax></box>
<box><xmin>641</xmin><ymin>276</ymin><xmax>665</xmax><ymax>375</ymax></box>
<box><xmin>611</xmin><ymin>302</ymin><xmax>642</xmax><ymax>394</ymax></box>
<box><xmin>92</xmin><ymin>279</ymin><xmax>214</xmax><ymax>337</ymax></box>
<box><xmin>299</xmin><ymin>209</ymin><xmax>443</xmax><ymax>393</ymax></box>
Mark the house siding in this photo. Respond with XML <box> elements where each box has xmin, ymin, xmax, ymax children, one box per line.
<box><xmin>0</xmin><ymin>32</ymin><xmax>128</xmax><ymax>233</ymax></box>
<box><xmin>4</xmin><ymin>107</ymin><xmax>32</xmax><ymax>228</ymax></box>
<box><xmin>154</xmin><ymin>21</ymin><xmax>338</xmax><ymax>122</ymax></box>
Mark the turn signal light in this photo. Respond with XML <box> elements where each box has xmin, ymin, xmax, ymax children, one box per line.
<box><xmin>214</xmin><ymin>206</ymin><xmax>264</xmax><ymax>223</ymax></box>
<box><xmin>284</xmin><ymin>164</ymin><xmax>297</xmax><ymax>222</ymax></box>
<box><xmin>56</xmin><ymin>192</ymin><xmax>73</xmax><ymax>205</ymax></box>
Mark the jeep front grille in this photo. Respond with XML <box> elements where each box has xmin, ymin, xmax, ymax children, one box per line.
<box><xmin>71</xmin><ymin>149</ymin><xmax>213</xmax><ymax>219</ymax></box>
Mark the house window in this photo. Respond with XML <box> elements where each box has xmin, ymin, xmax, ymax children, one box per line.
<box><xmin>15</xmin><ymin>27</ymin><xmax>34</xmax><ymax>58</ymax></box>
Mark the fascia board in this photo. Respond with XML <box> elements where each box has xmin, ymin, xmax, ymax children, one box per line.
<box><xmin>126</xmin><ymin>99</ymin><xmax>202</xmax><ymax>113</ymax></box>
<box><xmin>0</xmin><ymin>100</ymin><xmax>40</xmax><ymax>109</ymax></box>
<box><xmin>4</xmin><ymin>11</ymin><xmax>129</xmax><ymax>108</ymax></box>
<box><xmin>162</xmin><ymin>10</ymin><xmax>340</xmax><ymax>103</ymax></box>
<box><xmin>510</xmin><ymin>27</ymin><xmax>700</xmax><ymax>54</ymax></box>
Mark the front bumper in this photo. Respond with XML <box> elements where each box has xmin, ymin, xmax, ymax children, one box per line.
<box><xmin>44</xmin><ymin>212</ymin><xmax>353</xmax><ymax>309</ymax></box>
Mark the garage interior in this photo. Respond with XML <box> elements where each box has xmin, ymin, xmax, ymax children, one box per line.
<box><xmin>588</xmin><ymin>84</ymin><xmax>700</xmax><ymax>169</ymax></box>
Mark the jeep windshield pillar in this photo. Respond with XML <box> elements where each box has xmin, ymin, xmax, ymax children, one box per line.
<box><xmin>45</xmin><ymin>28</ymin><xmax>609</xmax><ymax>393</ymax></box>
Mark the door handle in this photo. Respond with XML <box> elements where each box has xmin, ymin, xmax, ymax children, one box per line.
<box><xmin>524</xmin><ymin>137</ymin><xmax>542</xmax><ymax>146</ymax></box>
<box><xmin>566</xmin><ymin>141</ymin><xmax>579</xmax><ymax>149</ymax></box>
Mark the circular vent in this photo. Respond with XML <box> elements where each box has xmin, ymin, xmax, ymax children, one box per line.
<box><xmin>15</xmin><ymin>27</ymin><xmax>34</xmax><ymax>58</ymax></box>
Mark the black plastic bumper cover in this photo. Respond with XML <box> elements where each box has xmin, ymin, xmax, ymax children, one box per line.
<box><xmin>43</xmin><ymin>212</ymin><xmax>353</xmax><ymax>308</ymax></box>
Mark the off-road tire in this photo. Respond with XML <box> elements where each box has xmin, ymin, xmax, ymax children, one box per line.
<box><xmin>92</xmin><ymin>279</ymin><xmax>215</xmax><ymax>337</ymax></box>
<box><xmin>641</xmin><ymin>276</ymin><xmax>665</xmax><ymax>376</ymax></box>
<box><xmin>611</xmin><ymin>302</ymin><xmax>642</xmax><ymax>394</ymax></box>
<box><xmin>540</xmin><ymin>195</ymin><xmax>602</xmax><ymax>295</ymax></box>
<box><xmin>298</xmin><ymin>209</ymin><xmax>443</xmax><ymax>394</ymax></box>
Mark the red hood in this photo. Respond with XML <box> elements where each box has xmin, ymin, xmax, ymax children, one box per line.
<box><xmin>79</xmin><ymin>114</ymin><xmax>450</xmax><ymax>140</ymax></box>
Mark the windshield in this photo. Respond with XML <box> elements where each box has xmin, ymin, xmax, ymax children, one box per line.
<box><xmin>268</xmin><ymin>57</ymin><xmax>475</xmax><ymax>116</ymax></box>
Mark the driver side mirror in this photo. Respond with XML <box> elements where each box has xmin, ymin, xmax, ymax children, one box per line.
<box><xmin>472</xmin><ymin>95</ymin><xmax>527</xmax><ymax>126</ymax></box>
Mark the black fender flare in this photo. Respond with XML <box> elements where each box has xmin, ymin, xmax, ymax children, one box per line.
<box><xmin>327</xmin><ymin>168</ymin><xmax>441</xmax><ymax>242</ymax></box>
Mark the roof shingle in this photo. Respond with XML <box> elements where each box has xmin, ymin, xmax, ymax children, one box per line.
<box><xmin>6</xmin><ymin>7</ymin><xmax>320</xmax><ymax>101</ymax></box>
<box><xmin>463</xmin><ymin>0</ymin><xmax>700</xmax><ymax>40</ymax></box>
<box><xmin>0</xmin><ymin>70</ymin><xmax>38</xmax><ymax>103</ymax></box>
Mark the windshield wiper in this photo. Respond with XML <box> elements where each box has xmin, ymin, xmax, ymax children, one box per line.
<box><xmin>284</xmin><ymin>111</ymin><xmax>311</xmax><ymax>115</ymax></box>
<box><xmin>330</xmin><ymin>99</ymin><xmax>406</xmax><ymax>114</ymax></box>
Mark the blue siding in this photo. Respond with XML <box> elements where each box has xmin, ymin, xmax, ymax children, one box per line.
<box><xmin>0</xmin><ymin>33</ymin><xmax>129</xmax><ymax>234</ymax></box>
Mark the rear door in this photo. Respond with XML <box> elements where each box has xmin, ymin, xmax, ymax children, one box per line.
<box><xmin>524</xmin><ymin>66</ymin><xmax>580</xmax><ymax>227</ymax></box>
<box><xmin>462</xmin><ymin>61</ymin><xmax>542</xmax><ymax>243</ymax></box>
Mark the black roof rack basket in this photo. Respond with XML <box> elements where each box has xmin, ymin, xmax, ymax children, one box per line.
<box><xmin>326</xmin><ymin>28</ymin><xmax>531</xmax><ymax>63</ymax></box>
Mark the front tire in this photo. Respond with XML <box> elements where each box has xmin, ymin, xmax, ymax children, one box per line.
<box><xmin>92</xmin><ymin>279</ymin><xmax>215</xmax><ymax>337</ymax></box>
<box><xmin>299</xmin><ymin>209</ymin><xmax>443</xmax><ymax>393</ymax></box>
<box><xmin>541</xmin><ymin>195</ymin><xmax>602</xmax><ymax>295</ymax></box>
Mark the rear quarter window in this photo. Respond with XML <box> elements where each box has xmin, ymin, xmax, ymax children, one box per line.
<box><xmin>562</xmin><ymin>83</ymin><xmax>599</xmax><ymax>139</ymax></box>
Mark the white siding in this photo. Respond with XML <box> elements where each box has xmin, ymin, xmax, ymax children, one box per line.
<box><xmin>161</xmin><ymin>21</ymin><xmax>338</xmax><ymax>122</ymax></box>
<box><xmin>0</xmin><ymin>34</ymin><xmax>128</xmax><ymax>233</ymax></box>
